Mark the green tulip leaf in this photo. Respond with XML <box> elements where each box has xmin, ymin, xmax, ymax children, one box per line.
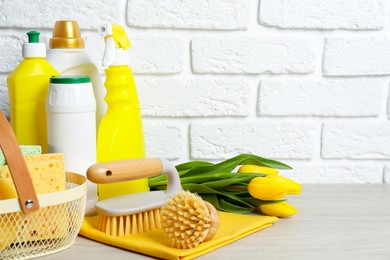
<box><xmin>176</xmin><ymin>161</ymin><xmax>214</xmax><ymax>172</ymax></box>
<box><xmin>150</xmin><ymin>172</ymin><xmax>237</xmax><ymax>187</ymax></box>
<box><xmin>201</xmin><ymin>194</ymin><xmax>254</xmax><ymax>214</ymax></box>
<box><xmin>202</xmin><ymin>175</ymin><xmax>255</xmax><ymax>189</ymax></box>
<box><xmin>217</xmin><ymin>198</ymin><xmax>254</xmax><ymax>214</ymax></box>
<box><xmin>220</xmin><ymin>188</ymin><xmax>249</xmax><ymax>196</ymax></box>
<box><xmin>184</xmin><ymin>154</ymin><xmax>292</xmax><ymax>177</ymax></box>
<box><xmin>182</xmin><ymin>183</ymin><xmax>254</xmax><ymax>208</ymax></box>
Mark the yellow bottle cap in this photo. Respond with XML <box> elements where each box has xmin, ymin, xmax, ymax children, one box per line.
<box><xmin>49</xmin><ymin>20</ymin><xmax>85</xmax><ymax>49</ymax></box>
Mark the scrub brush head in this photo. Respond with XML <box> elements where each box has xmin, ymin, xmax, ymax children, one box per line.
<box><xmin>87</xmin><ymin>158</ymin><xmax>182</xmax><ymax>237</ymax></box>
<box><xmin>160</xmin><ymin>190</ymin><xmax>219</xmax><ymax>249</ymax></box>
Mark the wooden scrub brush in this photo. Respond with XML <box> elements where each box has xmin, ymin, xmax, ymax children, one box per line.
<box><xmin>160</xmin><ymin>190</ymin><xmax>220</xmax><ymax>249</ymax></box>
<box><xmin>87</xmin><ymin>158</ymin><xmax>182</xmax><ymax>236</ymax></box>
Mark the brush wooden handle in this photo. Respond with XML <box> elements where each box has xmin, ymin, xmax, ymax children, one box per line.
<box><xmin>0</xmin><ymin>110</ymin><xmax>40</xmax><ymax>215</ymax></box>
<box><xmin>87</xmin><ymin>158</ymin><xmax>163</xmax><ymax>184</ymax></box>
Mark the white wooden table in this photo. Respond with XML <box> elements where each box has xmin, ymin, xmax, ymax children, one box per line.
<box><xmin>39</xmin><ymin>184</ymin><xmax>390</xmax><ymax>259</ymax></box>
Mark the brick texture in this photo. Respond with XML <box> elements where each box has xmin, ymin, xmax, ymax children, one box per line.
<box><xmin>190</xmin><ymin>122</ymin><xmax>316</xmax><ymax>159</ymax></box>
<box><xmin>322</xmin><ymin>123</ymin><xmax>390</xmax><ymax>159</ymax></box>
<box><xmin>85</xmin><ymin>34</ymin><xmax>184</xmax><ymax>74</ymax></box>
<box><xmin>282</xmin><ymin>165</ymin><xmax>383</xmax><ymax>184</ymax></box>
<box><xmin>0</xmin><ymin>0</ymin><xmax>119</xmax><ymax>29</ymax></box>
<box><xmin>127</xmin><ymin>0</ymin><xmax>250</xmax><ymax>30</ymax></box>
<box><xmin>129</xmin><ymin>36</ymin><xmax>184</xmax><ymax>74</ymax></box>
<box><xmin>384</xmin><ymin>166</ymin><xmax>390</xmax><ymax>183</ymax></box>
<box><xmin>138</xmin><ymin>79</ymin><xmax>251</xmax><ymax>117</ymax></box>
<box><xmin>258</xmin><ymin>80</ymin><xmax>383</xmax><ymax>117</ymax></box>
<box><xmin>144</xmin><ymin>122</ymin><xmax>183</xmax><ymax>160</ymax></box>
<box><xmin>0</xmin><ymin>33</ymin><xmax>24</xmax><ymax>73</ymax></box>
<box><xmin>323</xmin><ymin>38</ymin><xmax>390</xmax><ymax>76</ymax></box>
<box><xmin>192</xmin><ymin>37</ymin><xmax>316</xmax><ymax>74</ymax></box>
<box><xmin>0</xmin><ymin>76</ymin><xmax>9</xmax><ymax>118</ymax></box>
<box><xmin>259</xmin><ymin>0</ymin><xmax>385</xmax><ymax>30</ymax></box>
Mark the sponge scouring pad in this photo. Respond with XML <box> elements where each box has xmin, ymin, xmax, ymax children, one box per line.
<box><xmin>0</xmin><ymin>145</ymin><xmax>41</xmax><ymax>166</ymax></box>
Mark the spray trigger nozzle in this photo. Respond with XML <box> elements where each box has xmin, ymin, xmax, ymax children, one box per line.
<box><xmin>100</xmin><ymin>24</ymin><xmax>131</xmax><ymax>67</ymax></box>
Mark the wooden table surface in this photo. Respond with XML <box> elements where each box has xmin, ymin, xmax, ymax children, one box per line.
<box><xmin>39</xmin><ymin>184</ymin><xmax>390</xmax><ymax>260</ymax></box>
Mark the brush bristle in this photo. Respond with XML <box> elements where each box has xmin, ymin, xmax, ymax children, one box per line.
<box><xmin>97</xmin><ymin>208</ymin><xmax>161</xmax><ymax>236</ymax></box>
<box><xmin>160</xmin><ymin>190</ymin><xmax>218</xmax><ymax>249</ymax></box>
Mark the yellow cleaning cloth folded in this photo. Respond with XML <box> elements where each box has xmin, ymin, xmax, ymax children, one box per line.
<box><xmin>79</xmin><ymin>211</ymin><xmax>277</xmax><ymax>259</ymax></box>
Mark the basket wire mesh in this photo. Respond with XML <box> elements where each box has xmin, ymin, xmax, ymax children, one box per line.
<box><xmin>0</xmin><ymin>173</ymin><xmax>87</xmax><ymax>260</ymax></box>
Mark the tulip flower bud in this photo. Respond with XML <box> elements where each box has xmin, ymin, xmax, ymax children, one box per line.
<box><xmin>265</xmin><ymin>175</ymin><xmax>302</xmax><ymax>195</ymax></box>
<box><xmin>238</xmin><ymin>165</ymin><xmax>279</xmax><ymax>175</ymax></box>
<box><xmin>248</xmin><ymin>177</ymin><xmax>288</xmax><ymax>200</ymax></box>
<box><xmin>258</xmin><ymin>201</ymin><xmax>297</xmax><ymax>218</ymax></box>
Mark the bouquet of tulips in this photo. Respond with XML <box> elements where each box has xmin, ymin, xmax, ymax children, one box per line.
<box><xmin>148</xmin><ymin>154</ymin><xmax>301</xmax><ymax>218</ymax></box>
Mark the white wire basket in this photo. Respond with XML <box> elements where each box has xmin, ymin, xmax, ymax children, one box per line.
<box><xmin>0</xmin><ymin>110</ymin><xmax>87</xmax><ymax>259</ymax></box>
<box><xmin>0</xmin><ymin>172</ymin><xmax>87</xmax><ymax>259</ymax></box>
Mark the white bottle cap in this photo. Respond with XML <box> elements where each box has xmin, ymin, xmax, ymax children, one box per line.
<box><xmin>23</xmin><ymin>42</ymin><xmax>46</xmax><ymax>57</ymax></box>
<box><xmin>22</xmin><ymin>31</ymin><xmax>46</xmax><ymax>58</ymax></box>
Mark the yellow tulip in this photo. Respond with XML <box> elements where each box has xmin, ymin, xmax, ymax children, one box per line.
<box><xmin>238</xmin><ymin>165</ymin><xmax>279</xmax><ymax>175</ymax></box>
<box><xmin>248</xmin><ymin>177</ymin><xmax>287</xmax><ymax>200</ymax></box>
<box><xmin>265</xmin><ymin>175</ymin><xmax>302</xmax><ymax>195</ymax></box>
<box><xmin>259</xmin><ymin>201</ymin><xmax>297</xmax><ymax>218</ymax></box>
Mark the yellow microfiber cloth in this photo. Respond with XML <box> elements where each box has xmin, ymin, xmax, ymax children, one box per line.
<box><xmin>79</xmin><ymin>211</ymin><xmax>277</xmax><ymax>259</ymax></box>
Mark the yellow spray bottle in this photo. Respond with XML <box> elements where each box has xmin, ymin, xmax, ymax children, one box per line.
<box><xmin>97</xmin><ymin>24</ymin><xmax>148</xmax><ymax>200</ymax></box>
<box><xmin>7</xmin><ymin>31</ymin><xmax>59</xmax><ymax>153</ymax></box>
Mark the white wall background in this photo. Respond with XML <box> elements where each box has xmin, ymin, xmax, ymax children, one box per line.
<box><xmin>1</xmin><ymin>0</ymin><xmax>390</xmax><ymax>184</ymax></box>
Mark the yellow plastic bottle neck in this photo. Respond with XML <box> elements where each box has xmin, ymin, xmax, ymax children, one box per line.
<box><xmin>104</xmin><ymin>65</ymin><xmax>140</xmax><ymax>110</ymax></box>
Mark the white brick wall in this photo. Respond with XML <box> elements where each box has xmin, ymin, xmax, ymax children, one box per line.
<box><xmin>143</xmin><ymin>122</ymin><xmax>183</xmax><ymax>160</ymax></box>
<box><xmin>282</xmin><ymin>165</ymin><xmax>383</xmax><ymax>184</ymax></box>
<box><xmin>129</xmin><ymin>36</ymin><xmax>185</xmax><ymax>74</ymax></box>
<box><xmin>138</xmin><ymin>79</ymin><xmax>251</xmax><ymax>116</ymax></box>
<box><xmin>384</xmin><ymin>166</ymin><xmax>390</xmax><ymax>183</ymax></box>
<box><xmin>323</xmin><ymin>38</ymin><xmax>390</xmax><ymax>76</ymax></box>
<box><xmin>190</xmin><ymin>122</ymin><xmax>316</xmax><ymax>159</ymax></box>
<box><xmin>0</xmin><ymin>34</ymin><xmax>24</xmax><ymax>73</ymax></box>
<box><xmin>0</xmin><ymin>76</ymin><xmax>9</xmax><ymax>113</ymax></box>
<box><xmin>322</xmin><ymin>123</ymin><xmax>390</xmax><ymax>159</ymax></box>
<box><xmin>258</xmin><ymin>80</ymin><xmax>383</xmax><ymax>117</ymax></box>
<box><xmin>84</xmin><ymin>34</ymin><xmax>185</xmax><ymax>74</ymax></box>
<box><xmin>0</xmin><ymin>0</ymin><xmax>119</xmax><ymax>29</ymax></box>
<box><xmin>192</xmin><ymin>37</ymin><xmax>316</xmax><ymax>74</ymax></box>
<box><xmin>127</xmin><ymin>0</ymin><xmax>250</xmax><ymax>30</ymax></box>
<box><xmin>259</xmin><ymin>0</ymin><xmax>386</xmax><ymax>30</ymax></box>
<box><xmin>1</xmin><ymin>0</ymin><xmax>390</xmax><ymax>183</ymax></box>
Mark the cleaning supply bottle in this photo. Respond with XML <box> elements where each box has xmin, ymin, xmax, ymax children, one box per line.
<box><xmin>46</xmin><ymin>20</ymin><xmax>105</xmax><ymax>129</ymax></box>
<box><xmin>7</xmin><ymin>31</ymin><xmax>59</xmax><ymax>153</ymax></box>
<box><xmin>97</xmin><ymin>24</ymin><xmax>147</xmax><ymax>200</ymax></box>
<box><xmin>46</xmin><ymin>76</ymin><xmax>97</xmax><ymax>215</ymax></box>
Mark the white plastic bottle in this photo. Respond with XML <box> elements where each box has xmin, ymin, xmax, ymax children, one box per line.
<box><xmin>46</xmin><ymin>20</ymin><xmax>105</xmax><ymax>128</ymax></box>
<box><xmin>46</xmin><ymin>76</ymin><xmax>97</xmax><ymax>216</ymax></box>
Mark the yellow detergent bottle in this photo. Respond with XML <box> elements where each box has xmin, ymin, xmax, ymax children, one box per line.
<box><xmin>97</xmin><ymin>24</ymin><xmax>147</xmax><ymax>200</ymax></box>
<box><xmin>7</xmin><ymin>31</ymin><xmax>59</xmax><ymax>153</ymax></box>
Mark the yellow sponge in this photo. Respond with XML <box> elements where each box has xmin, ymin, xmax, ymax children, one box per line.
<box><xmin>0</xmin><ymin>153</ymin><xmax>66</xmax><ymax>195</ymax></box>
<box><xmin>0</xmin><ymin>153</ymin><xmax>68</xmax><ymax>246</ymax></box>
